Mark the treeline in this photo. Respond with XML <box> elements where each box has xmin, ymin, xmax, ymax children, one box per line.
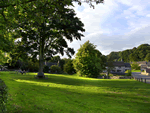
<box><xmin>106</xmin><ymin>44</ymin><xmax>150</xmax><ymax>63</ymax></box>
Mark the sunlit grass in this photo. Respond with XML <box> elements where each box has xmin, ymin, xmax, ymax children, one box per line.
<box><xmin>131</xmin><ymin>70</ymin><xmax>141</xmax><ymax>72</ymax></box>
<box><xmin>0</xmin><ymin>71</ymin><xmax>150</xmax><ymax>113</ymax></box>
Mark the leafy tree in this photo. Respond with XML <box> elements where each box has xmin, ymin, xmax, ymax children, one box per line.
<box><xmin>73</xmin><ymin>40</ymin><xmax>105</xmax><ymax>78</ymax></box>
<box><xmin>15</xmin><ymin>2</ymin><xmax>85</xmax><ymax>78</ymax></box>
<box><xmin>106</xmin><ymin>51</ymin><xmax>121</xmax><ymax>62</ymax></box>
<box><xmin>106</xmin><ymin>56</ymin><xmax>115</xmax><ymax>77</ymax></box>
<box><xmin>129</xmin><ymin>51</ymin><xmax>139</xmax><ymax>62</ymax></box>
<box><xmin>0</xmin><ymin>0</ymin><xmax>104</xmax><ymax>53</ymax></box>
<box><xmin>137</xmin><ymin>44</ymin><xmax>150</xmax><ymax>61</ymax></box>
<box><xmin>49</xmin><ymin>56</ymin><xmax>61</xmax><ymax>63</ymax></box>
<box><xmin>120</xmin><ymin>49</ymin><xmax>132</xmax><ymax>62</ymax></box>
<box><xmin>131</xmin><ymin>62</ymin><xmax>140</xmax><ymax>70</ymax></box>
<box><xmin>0</xmin><ymin>0</ymin><xmax>104</xmax><ymax>78</ymax></box>
<box><xmin>59</xmin><ymin>59</ymin><xmax>65</xmax><ymax>71</ymax></box>
<box><xmin>145</xmin><ymin>53</ymin><xmax>150</xmax><ymax>62</ymax></box>
<box><xmin>64</xmin><ymin>59</ymin><xmax>76</xmax><ymax>74</ymax></box>
<box><xmin>0</xmin><ymin>50</ymin><xmax>10</xmax><ymax>65</ymax></box>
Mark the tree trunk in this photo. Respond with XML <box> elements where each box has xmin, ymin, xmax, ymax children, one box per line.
<box><xmin>37</xmin><ymin>37</ymin><xmax>45</xmax><ymax>78</ymax></box>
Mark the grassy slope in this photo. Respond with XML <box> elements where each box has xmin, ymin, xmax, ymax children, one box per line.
<box><xmin>0</xmin><ymin>72</ymin><xmax>150</xmax><ymax>113</ymax></box>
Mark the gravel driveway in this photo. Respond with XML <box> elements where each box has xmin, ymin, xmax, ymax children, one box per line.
<box><xmin>132</xmin><ymin>72</ymin><xmax>150</xmax><ymax>84</ymax></box>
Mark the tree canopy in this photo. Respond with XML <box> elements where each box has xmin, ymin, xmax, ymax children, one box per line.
<box><xmin>145</xmin><ymin>53</ymin><xmax>150</xmax><ymax>62</ymax></box>
<box><xmin>73</xmin><ymin>40</ymin><xmax>106</xmax><ymax>78</ymax></box>
<box><xmin>15</xmin><ymin>1</ymin><xmax>87</xmax><ymax>78</ymax></box>
<box><xmin>106</xmin><ymin>44</ymin><xmax>150</xmax><ymax>62</ymax></box>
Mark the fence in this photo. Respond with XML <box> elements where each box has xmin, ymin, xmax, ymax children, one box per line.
<box><xmin>133</xmin><ymin>77</ymin><xmax>150</xmax><ymax>84</ymax></box>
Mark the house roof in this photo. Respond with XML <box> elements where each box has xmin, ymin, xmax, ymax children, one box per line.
<box><xmin>141</xmin><ymin>65</ymin><xmax>147</xmax><ymax>68</ymax></box>
<box><xmin>136</xmin><ymin>61</ymin><xmax>147</xmax><ymax>65</ymax></box>
<box><xmin>124</xmin><ymin>63</ymin><xmax>131</xmax><ymax>67</ymax></box>
<box><xmin>106</xmin><ymin>61</ymin><xmax>125</xmax><ymax>67</ymax></box>
<box><xmin>147</xmin><ymin>62</ymin><xmax>150</xmax><ymax>67</ymax></box>
<box><xmin>146</xmin><ymin>68</ymin><xmax>150</xmax><ymax>73</ymax></box>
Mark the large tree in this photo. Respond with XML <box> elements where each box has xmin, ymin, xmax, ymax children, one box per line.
<box><xmin>16</xmin><ymin>2</ymin><xmax>86</xmax><ymax>78</ymax></box>
<box><xmin>73</xmin><ymin>40</ymin><xmax>105</xmax><ymax>78</ymax></box>
<box><xmin>1</xmin><ymin>0</ymin><xmax>104</xmax><ymax>78</ymax></box>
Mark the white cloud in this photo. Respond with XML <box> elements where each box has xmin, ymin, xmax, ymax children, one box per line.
<box><xmin>146</xmin><ymin>14</ymin><xmax>150</xmax><ymax>17</ymax></box>
<box><xmin>60</xmin><ymin>0</ymin><xmax>150</xmax><ymax>59</ymax></box>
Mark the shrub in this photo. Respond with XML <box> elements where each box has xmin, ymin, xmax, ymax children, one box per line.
<box><xmin>27</xmin><ymin>61</ymin><xmax>39</xmax><ymax>72</ymax></box>
<box><xmin>125</xmin><ymin>70</ymin><xmax>132</xmax><ymax>76</ymax></box>
<box><xmin>50</xmin><ymin>65</ymin><xmax>61</xmax><ymax>74</ymax></box>
<box><xmin>0</xmin><ymin>79</ymin><xmax>8</xmax><ymax>113</ymax></box>
<box><xmin>43</xmin><ymin>65</ymin><xmax>49</xmax><ymax>73</ymax></box>
<box><xmin>63</xmin><ymin>60</ymin><xmax>76</xmax><ymax>75</ymax></box>
<box><xmin>131</xmin><ymin>62</ymin><xmax>140</xmax><ymax>70</ymax></box>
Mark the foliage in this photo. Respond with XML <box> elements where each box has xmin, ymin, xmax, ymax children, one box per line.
<box><xmin>43</xmin><ymin>65</ymin><xmax>49</xmax><ymax>73</ymax></box>
<box><xmin>137</xmin><ymin>44</ymin><xmax>150</xmax><ymax>61</ymax></box>
<box><xmin>106</xmin><ymin>58</ymin><xmax>115</xmax><ymax>76</ymax></box>
<box><xmin>14</xmin><ymin>1</ymin><xmax>86</xmax><ymax>77</ymax></box>
<box><xmin>0</xmin><ymin>0</ymin><xmax>104</xmax><ymax>56</ymax></box>
<box><xmin>59</xmin><ymin>59</ymin><xmax>65</xmax><ymax>71</ymax></box>
<box><xmin>60</xmin><ymin>58</ymin><xmax>73</xmax><ymax>72</ymax></box>
<box><xmin>27</xmin><ymin>60</ymin><xmax>39</xmax><ymax>72</ymax></box>
<box><xmin>106</xmin><ymin>44</ymin><xmax>150</xmax><ymax>63</ymax></box>
<box><xmin>73</xmin><ymin>40</ymin><xmax>105</xmax><ymax>78</ymax></box>
<box><xmin>49</xmin><ymin>56</ymin><xmax>61</xmax><ymax>63</ymax></box>
<box><xmin>63</xmin><ymin>59</ymin><xmax>76</xmax><ymax>75</ymax></box>
<box><xmin>145</xmin><ymin>53</ymin><xmax>150</xmax><ymax>62</ymax></box>
<box><xmin>50</xmin><ymin>65</ymin><xmax>61</xmax><ymax>74</ymax></box>
<box><xmin>0</xmin><ymin>79</ymin><xmax>8</xmax><ymax>113</ymax></box>
<box><xmin>121</xmin><ymin>49</ymin><xmax>132</xmax><ymax>62</ymax></box>
<box><xmin>0</xmin><ymin>50</ymin><xmax>10</xmax><ymax>65</ymax></box>
<box><xmin>106</xmin><ymin>51</ymin><xmax>121</xmax><ymax>62</ymax></box>
<box><xmin>125</xmin><ymin>70</ymin><xmax>132</xmax><ymax>76</ymax></box>
<box><xmin>131</xmin><ymin>62</ymin><xmax>140</xmax><ymax>70</ymax></box>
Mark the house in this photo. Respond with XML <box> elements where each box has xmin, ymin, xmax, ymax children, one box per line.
<box><xmin>124</xmin><ymin>63</ymin><xmax>131</xmax><ymax>71</ymax></box>
<box><xmin>104</xmin><ymin>61</ymin><xmax>127</xmax><ymax>73</ymax></box>
<box><xmin>141</xmin><ymin>64</ymin><xmax>147</xmax><ymax>72</ymax></box>
<box><xmin>147</xmin><ymin>62</ymin><xmax>150</xmax><ymax>68</ymax></box>
<box><xmin>141</xmin><ymin>68</ymin><xmax>150</xmax><ymax>76</ymax></box>
<box><xmin>136</xmin><ymin>61</ymin><xmax>147</xmax><ymax>66</ymax></box>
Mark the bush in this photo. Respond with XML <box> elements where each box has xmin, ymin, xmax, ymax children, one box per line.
<box><xmin>131</xmin><ymin>62</ymin><xmax>140</xmax><ymax>70</ymax></box>
<box><xmin>125</xmin><ymin>70</ymin><xmax>132</xmax><ymax>76</ymax></box>
<box><xmin>27</xmin><ymin>61</ymin><xmax>39</xmax><ymax>72</ymax></box>
<box><xmin>43</xmin><ymin>65</ymin><xmax>49</xmax><ymax>73</ymax></box>
<box><xmin>63</xmin><ymin>60</ymin><xmax>76</xmax><ymax>75</ymax></box>
<box><xmin>0</xmin><ymin>79</ymin><xmax>8</xmax><ymax>113</ymax></box>
<box><xmin>50</xmin><ymin>65</ymin><xmax>61</xmax><ymax>74</ymax></box>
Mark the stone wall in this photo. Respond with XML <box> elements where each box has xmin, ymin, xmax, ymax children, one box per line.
<box><xmin>102</xmin><ymin>76</ymin><xmax>133</xmax><ymax>79</ymax></box>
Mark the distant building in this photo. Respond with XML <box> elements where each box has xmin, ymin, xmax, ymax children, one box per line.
<box><xmin>104</xmin><ymin>61</ymin><xmax>131</xmax><ymax>73</ymax></box>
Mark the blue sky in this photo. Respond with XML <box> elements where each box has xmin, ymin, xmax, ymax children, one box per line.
<box><xmin>61</xmin><ymin>0</ymin><xmax>150</xmax><ymax>58</ymax></box>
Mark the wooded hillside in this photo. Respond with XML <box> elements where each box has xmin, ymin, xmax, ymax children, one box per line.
<box><xmin>106</xmin><ymin>44</ymin><xmax>150</xmax><ymax>63</ymax></box>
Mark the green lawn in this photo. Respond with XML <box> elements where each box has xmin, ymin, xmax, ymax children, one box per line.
<box><xmin>131</xmin><ymin>70</ymin><xmax>141</xmax><ymax>72</ymax></box>
<box><xmin>0</xmin><ymin>71</ymin><xmax>150</xmax><ymax>113</ymax></box>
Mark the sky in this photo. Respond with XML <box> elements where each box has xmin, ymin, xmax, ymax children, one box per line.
<box><xmin>61</xmin><ymin>0</ymin><xmax>150</xmax><ymax>59</ymax></box>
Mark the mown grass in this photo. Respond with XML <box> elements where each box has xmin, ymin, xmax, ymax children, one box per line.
<box><xmin>0</xmin><ymin>71</ymin><xmax>150</xmax><ymax>113</ymax></box>
<box><xmin>131</xmin><ymin>70</ymin><xmax>141</xmax><ymax>72</ymax></box>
